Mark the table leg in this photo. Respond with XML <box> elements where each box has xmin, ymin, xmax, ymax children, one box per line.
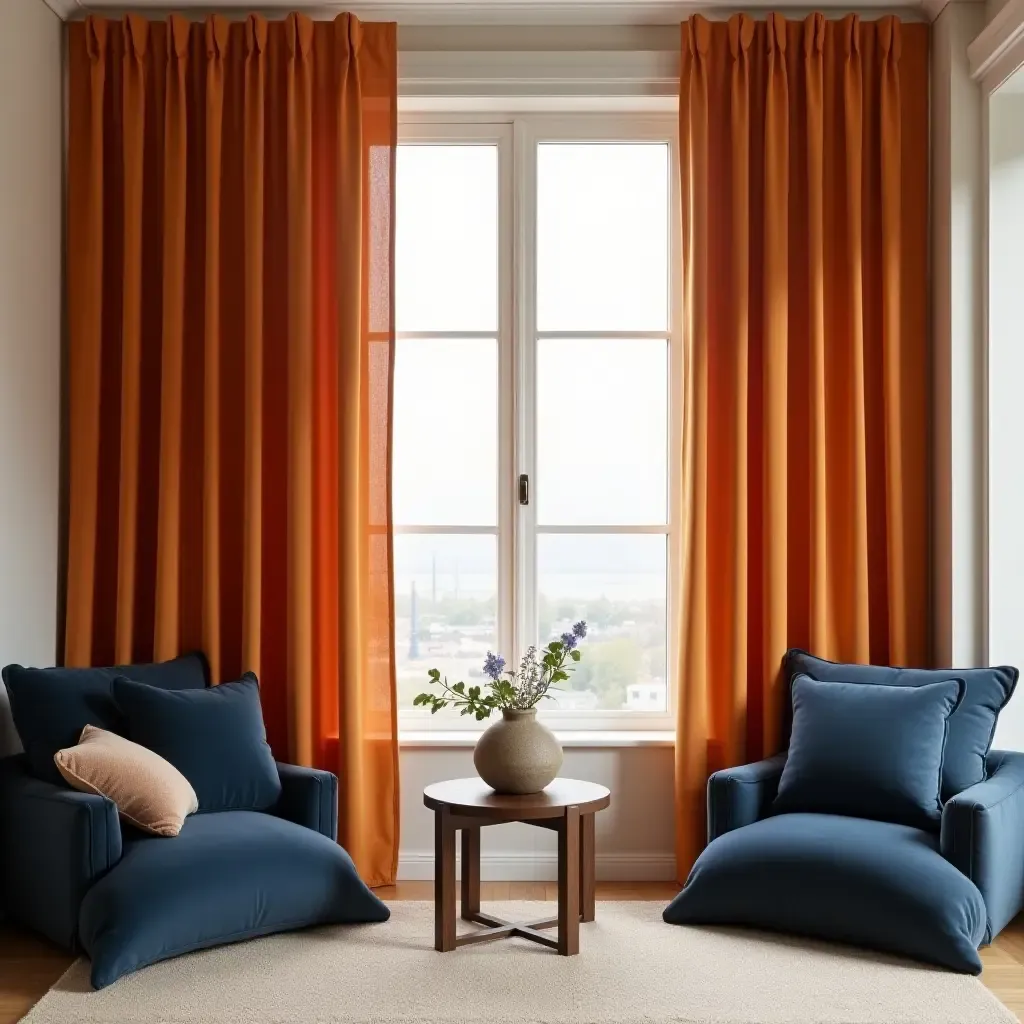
<box><xmin>460</xmin><ymin>826</ymin><xmax>481</xmax><ymax>921</ymax></box>
<box><xmin>434</xmin><ymin>806</ymin><xmax>456</xmax><ymax>952</ymax></box>
<box><xmin>580</xmin><ymin>811</ymin><xmax>596</xmax><ymax>922</ymax></box>
<box><xmin>557</xmin><ymin>805</ymin><xmax>580</xmax><ymax>956</ymax></box>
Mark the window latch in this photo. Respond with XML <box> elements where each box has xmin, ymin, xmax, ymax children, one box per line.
<box><xmin>519</xmin><ymin>474</ymin><xmax>530</xmax><ymax>506</ymax></box>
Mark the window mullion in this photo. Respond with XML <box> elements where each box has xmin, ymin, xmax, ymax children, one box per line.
<box><xmin>535</xmin><ymin>330</ymin><xmax>671</xmax><ymax>340</ymax></box>
<box><xmin>514</xmin><ymin>115</ymin><xmax>538</xmax><ymax>668</ymax></box>
<box><xmin>393</xmin><ymin>525</ymin><xmax>499</xmax><ymax>535</ymax></box>
<box><xmin>498</xmin><ymin>122</ymin><xmax>516</xmax><ymax>681</ymax></box>
<box><xmin>396</xmin><ymin>331</ymin><xmax>500</xmax><ymax>341</ymax></box>
<box><xmin>535</xmin><ymin>524</ymin><xmax>670</xmax><ymax>534</ymax></box>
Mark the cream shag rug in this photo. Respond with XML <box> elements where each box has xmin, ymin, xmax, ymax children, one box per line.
<box><xmin>22</xmin><ymin>902</ymin><xmax>1015</xmax><ymax>1024</ymax></box>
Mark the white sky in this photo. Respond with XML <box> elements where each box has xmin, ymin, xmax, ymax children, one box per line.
<box><xmin>392</xmin><ymin>141</ymin><xmax>669</xmax><ymax>531</ymax></box>
<box><xmin>537</xmin><ymin>143</ymin><xmax>669</xmax><ymax>332</ymax></box>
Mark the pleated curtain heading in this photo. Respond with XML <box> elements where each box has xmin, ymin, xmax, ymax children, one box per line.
<box><xmin>65</xmin><ymin>13</ymin><xmax>400</xmax><ymax>886</ymax></box>
<box><xmin>674</xmin><ymin>14</ymin><xmax>930</xmax><ymax>879</ymax></box>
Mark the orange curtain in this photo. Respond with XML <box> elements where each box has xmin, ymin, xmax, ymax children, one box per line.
<box><xmin>676</xmin><ymin>13</ymin><xmax>929</xmax><ymax>879</ymax></box>
<box><xmin>65</xmin><ymin>13</ymin><xmax>399</xmax><ymax>885</ymax></box>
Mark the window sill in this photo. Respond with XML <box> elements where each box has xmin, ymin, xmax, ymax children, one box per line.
<box><xmin>399</xmin><ymin>729</ymin><xmax>675</xmax><ymax>749</ymax></box>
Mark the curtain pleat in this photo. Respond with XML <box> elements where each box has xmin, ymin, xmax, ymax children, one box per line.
<box><xmin>676</xmin><ymin>13</ymin><xmax>929</xmax><ymax>880</ymax></box>
<box><xmin>65</xmin><ymin>12</ymin><xmax>399</xmax><ymax>886</ymax></box>
<box><xmin>153</xmin><ymin>17</ymin><xmax>188</xmax><ymax>664</ymax></box>
<box><xmin>66</xmin><ymin>19</ymin><xmax>107</xmax><ymax>666</ymax></box>
<box><xmin>115</xmin><ymin>16</ymin><xmax>145</xmax><ymax>665</ymax></box>
<box><xmin>241</xmin><ymin>16</ymin><xmax>266</xmax><ymax>680</ymax></box>
<box><xmin>285</xmin><ymin>14</ymin><xmax>314</xmax><ymax>765</ymax></box>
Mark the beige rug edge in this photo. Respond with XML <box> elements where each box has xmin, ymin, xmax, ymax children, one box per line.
<box><xmin>22</xmin><ymin>901</ymin><xmax>1016</xmax><ymax>1024</ymax></box>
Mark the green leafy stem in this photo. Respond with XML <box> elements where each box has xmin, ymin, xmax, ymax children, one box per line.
<box><xmin>413</xmin><ymin>638</ymin><xmax>584</xmax><ymax>720</ymax></box>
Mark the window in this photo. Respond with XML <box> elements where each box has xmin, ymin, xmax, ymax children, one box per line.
<box><xmin>394</xmin><ymin>116</ymin><xmax>678</xmax><ymax>731</ymax></box>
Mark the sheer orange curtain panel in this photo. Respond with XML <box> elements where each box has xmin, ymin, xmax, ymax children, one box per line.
<box><xmin>65</xmin><ymin>13</ymin><xmax>399</xmax><ymax>885</ymax></box>
<box><xmin>675</xmin><ymin>13</ymin><xmax>930</xmax><ymax>879</ymax></box>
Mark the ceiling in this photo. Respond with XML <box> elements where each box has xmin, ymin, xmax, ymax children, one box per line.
<box><xmin>44</xmin><ymin>0</ymin><xmax>965</xmax><ymax>24</ymax></box>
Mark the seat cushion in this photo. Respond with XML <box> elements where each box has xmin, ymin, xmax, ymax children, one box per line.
<box><xmin>2</xmin><ymin>653</ymin><xmax>209</xmax><ymax>785</ymax></box>
<box><xmin>78</xmin><ymin>810</ymin><xmax>389</xmax><ymax>988</ymax></box>
<box><xmin>663</xmin><ymin>813</ymin><xmax>987</xmax><ymax>973</ymax></box>
<box><xmin>784</xmin><ymin>649</ymin><xmax>1017</xmax><ymax>800</ymax></box>
<box><xmin>773</xmin><ymin>675</ymin><xmax>964</xmax><ymax>830</ymax></box>
<box><xmin>113</xmin><ymin>674</ymin><xmax>280</xmax><ymax>813</ymax></box>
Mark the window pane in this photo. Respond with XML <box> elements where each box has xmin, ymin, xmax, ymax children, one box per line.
<box><xmin>396</xmin><ymin>145</ymin><xmax>498</xmax><ymax>332</ymax></box>
<box><xmin>393</xmin><ymin>339</ymin><xmax>497</xmax><ymax>526</ymax></box>
<box><xmin>537</xmin><ymin>338</ymin><xmax>667</xmax><ymax>525</ymax></box>
<box><xmin>537</xmin><ymin>534</ymin><xmax>666</xmax><ymax>712</ymax></box>
<box><xmin>395</xmin><ymin>534</ymin><xmax>498</xmax><ymax>710</ymax></box>
<box><xmin>537</xmin><ymin>143</ymin><xmax>669</xmax><ymax>332</ymax></box>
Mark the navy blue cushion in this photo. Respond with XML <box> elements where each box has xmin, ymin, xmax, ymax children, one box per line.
<box><xmin>774</xmin><ymin>674</ymin><xmax>964</xmax><ymax>830</ymax></box>
<box><xmin>785</xmin><ymin>649</ymin><xmax>1017</xmax><ymax>800</ymax></box>
<box><xmin>78</xmin><ymin>810</ymin><xmax>389</xmax><ymax>988</ymax></box>
<box><xmin>663</xmin><ymin>813</ymin><xmax>987</xmax><ymax>973</ymax></box>
<box><xmin>113</xmin><ymin>674</ymin><xmax>281</xmax><ymax>813</ymax></box>
<box><xmin>2</xmin><ymin>653</ymin><xmax>209</xmax><ymax>785</ymax></box>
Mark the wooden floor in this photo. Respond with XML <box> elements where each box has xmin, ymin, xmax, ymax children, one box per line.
<box><xmin>1</xmin><ymin>882</ymin><xmax>1022</xmax><ymax>1022</ymax></box>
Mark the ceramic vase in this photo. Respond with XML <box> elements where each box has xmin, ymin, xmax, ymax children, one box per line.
<box><xmin>473</xmin><ymin>708</ymin><xmax>563</xmax><ymax>794</ymax></box>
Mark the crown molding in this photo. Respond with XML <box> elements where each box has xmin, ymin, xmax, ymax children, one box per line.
<box><xmin>906</xmin><ymin>0</ymin><xmax>984</xmax><ymax>15</ymax></box>
<box><xmin>968</xmin><ymin>0</ymin><xmax>1024</xmax><ymax>86</ymax></box>
<box><xmin>355</xmin><ymin>0</ymin><xmax>930</xmax><ymax>21</ymax></box>
<box><xmin>58</xmin><ymin>0</ymin><xmax>931</xmax><ymax>25</ymax></box>
<box><xmin>39</xmin><ymin>0</ymin><xmax>80</xmax><ymax>17</ymax></box>
<box><xmin>343</xmin><ymin>1</ymin><xmax>692</xmax><ymax>23</ymax></box>
<box><xmin>57</xmin><ymin>0</ymin><xmax>698</xmax><ymax>25</ymax></box>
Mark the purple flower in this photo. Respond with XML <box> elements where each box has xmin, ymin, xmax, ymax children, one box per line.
<box><xmin>572</xmin><ymin>620</ymin><xmax>588</xmax><ymax>639</ymax></box>
<box><xmin>560</xmin><ymin>632</ymin><xmax>577</xmax><ymax>650</ymax></box>
<box><xmin>483</xmin><ymin>652</ymin><xmax>506</xmax><ymax>681</ymax></box>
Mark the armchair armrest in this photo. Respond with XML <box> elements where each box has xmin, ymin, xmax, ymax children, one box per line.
<box><xmin>0</xmin><ymin>755</ymin><xmax>121</xmax><ymax>949</ymax></box>
<box><xmin>269</xmin><ymin>762</ymin><xmax>337</xmax><ymax>841</ymax></box>
<box><xmin>707</xmin><ymin>754</ymin><xmax>787</xmax><ymax>843</ymax></box>
<box><xmin>941</xmin><ymin>749</ymin><xmax>1024</xmax><ymax>942</ymax></box>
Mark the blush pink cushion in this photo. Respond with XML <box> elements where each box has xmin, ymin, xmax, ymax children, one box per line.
<box><xmin>54</xmin><ymin>725</ymin><xmax>198</xmax><ymax>837</ymax></box>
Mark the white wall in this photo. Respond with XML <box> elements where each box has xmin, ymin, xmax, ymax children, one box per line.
<box><xmin>0</xmin><ymin>0</ymin><xmax>63</xmax><ymax>754</ymax></box>
<box><xmin>398</xmin><ymin>24</ymin><xmax>679</xmax><ymax>51</ymax></box>
<box><xmin>399</xmin><ymin>743</ymin><xmax>676</xmax><ymax>880</ymax></box>
<box><xmin>932</xmin><ymin>1</ymin><xmax>987</xmax><ymax>670</ymax></box>
<box><xmin>987</xmin><ymin>77</ymin><xmax>1024</xmax><ymax>748</ymax></box>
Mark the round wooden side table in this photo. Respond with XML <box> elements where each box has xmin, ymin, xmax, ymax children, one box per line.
<box><xmin>423</xmin><ymin>777</ymin><xmax>611</xmax><ymax>957</ymax></box>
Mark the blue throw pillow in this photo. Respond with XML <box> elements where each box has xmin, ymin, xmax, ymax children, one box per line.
<box><xmin>784</xmin><ymin>649</ymin><xmax>1017</xmax><ymax>800</ymax></box>
<box><xmin>2</xmin><ymin>653</ymin><xmax>209</xmax><ymax>785</ymax></box>
<box><xmin>113</xmin><ymin>674</ymin><xmax>281</xmax><ymax>813</ymax></box>
<box><xmin>773</xmin><ymin>674</ymin><xmax>964</xmax><ymax>830</ymax></box>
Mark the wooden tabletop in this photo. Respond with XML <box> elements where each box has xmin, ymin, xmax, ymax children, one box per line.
<box><xmin>423</xmin><ymin>777</ymin><xmax>611</xmax><ymax>819</ymax></box>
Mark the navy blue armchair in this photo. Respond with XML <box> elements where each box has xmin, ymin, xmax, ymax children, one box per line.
<box><xmin>705</xmin><ymin>749</ymin><xmax>1024</xmax><ymax>944</ymax></box>
<box><xmin>0</xmin><ymin>656</ymin><xmax>387</xmax><ymax>988</ymax></box>
<box><xmin>664</xmin><ymin>651</ymin><xmax>1024</xmax><ymax>973</ymax></box>
<box><xmin>0</xmin><ymin>754</ymin><xmax>341</xmax><ymax>949</ymax></box>
<box><xmin>664</xmin><ymin>748</ymin><xmax>1024</xmax><ymax>973</ymax></box>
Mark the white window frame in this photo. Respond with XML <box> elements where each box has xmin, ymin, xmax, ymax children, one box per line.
<box><xmin>396</xmin><ymin>112</ymin><xmax>681</xmax><ymax>734</ymax></box>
